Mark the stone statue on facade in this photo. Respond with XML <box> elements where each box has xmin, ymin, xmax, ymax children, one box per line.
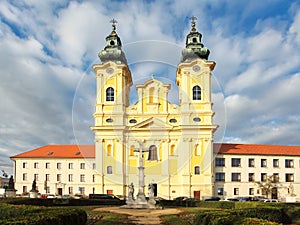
<box><xmin>148</xmin><ymin>183</ymin><xmax>154</xmax><ymax>198</ymax></box>
<box><xmin>128</xmin><ymin>182</ymin><xmax>134</xmax><ymax>199</ymax></box>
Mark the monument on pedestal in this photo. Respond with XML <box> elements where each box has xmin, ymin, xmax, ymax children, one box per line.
<box><xmin>124</xmin><ymin>140</ymin><xmax>158</xmax><ymax>209</ymax></box>
<box><xmin>5</xmin><ymin>175</ymin><xmax>17</xmax><ymax>198</ymax></box>
<box><xmin>29</xmin><ymin>179</ymin><xmax>38</xmax><ymax>198</ymax></box>
<box><xmin>286</xmin><ymin>183</ymin><xmax>297</xmax><ymax>203</ymax></box>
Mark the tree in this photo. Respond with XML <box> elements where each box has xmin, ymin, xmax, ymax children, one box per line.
<box><xmin>255</xmin><ymin>174</ymin><xmax>278</xmax><ymax>198</ymax></box>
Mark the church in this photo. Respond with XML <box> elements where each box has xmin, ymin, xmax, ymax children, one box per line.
<box><xmin>11</xmin><ymin>19</ymin><xmax>300</xmax><ymax>201</ymax></box>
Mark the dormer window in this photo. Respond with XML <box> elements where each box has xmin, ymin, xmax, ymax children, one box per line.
<box><xmin>106</xmin><ymin>87</ymin><xmax>114</xmax><ymax>101</ymax></box>
<box><xmin>193</xmin><ymin>85</ymin><xmax>201</xmax><ymax>100</ymax></box>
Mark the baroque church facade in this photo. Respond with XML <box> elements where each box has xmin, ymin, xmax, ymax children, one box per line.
<box><xmin>11</xmin><ymin>19</ymin><xmax>300</xmax><ymax>201</ymax></box>
<box><xmin>91</xmin><ymin>19</ymin><xmax>217</xmax><ymax>199</ymax></box>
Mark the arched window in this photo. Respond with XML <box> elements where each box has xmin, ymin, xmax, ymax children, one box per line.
<box><xmin>149</xmin><ymin>87</ymin><xmax>154</xmax><ymax>103</ymax></box>
<box><xmin>148</xmin><ymin>145</ymin><xmax>158</xmax><ymax>161</ymax></box>
<box><xmin>106</xmin><ymin>87</ymin><xmax>114</xmax><ymax>101</ymax></box>
<box><xmin>107</xmin><ymin>144</ymin><xmax>112</xmax><ymax>156</ymax></box>
<box><xmin>194</xmin><ymin>166</ymin><xmax>200</xmax><ymax>175</ymax></box>
<box><xmin>107</xmin><ymin>166</ymin><xmax>112</xmax><ymax>174</ymax></box>
<box><xmin>193</xmin><ymin>85</ymin><xmax>201</xmax><ymax>100</ymax></box>
<box><xmin>170</xmin><ymin>145</ymin><xmax>175</xmax><ymax>156</ymax></box>
<box><xmin>130</xmin><ymin>145</ymin><xmax>135</xmax><ymax>156</ymax></box>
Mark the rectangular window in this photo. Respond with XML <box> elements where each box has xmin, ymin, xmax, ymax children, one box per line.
<box><xmin>80</xmin><ymin>163</ymin><xmax>85</xmax><ymax>169</ymax></box>
<box><xmin>68</xmin><ymin>174</ymin><xmax>73</xmax><ymax>182</ymax></box>
<box><xmin>80</xmin><ymin>187</ymin><xmax>85</xmax><ymax>195</ymax></box>
<box><xmin>92</xmin><ymin>174</ymin><xmax>95</xmax><ymax>183</ymax></box>
<box><xmin>22</xmin><ymin>162</ymin><xmax>27</xmax><ymax>169</ymax></box>
<box><xmin>69</xmin><ymin>187</ymin><xmax>73</xmax><ymax>194</ymax></box>
<box><xmin>46</xmin><ymin>187</ymin><xmax>50</xmax><ymax>194</ymax></box>
<box><xmin>57</xmin><ymin>163</ymin><xmax>62</xmax><ymax>170</ymax></box>
<box><xmin>248</xmin><ymin>173</ymin><xmax>254</xmax><ymax>182</ymax></box>
<box><xmin>22</xmin><ymin>173</ymin><xmax>27</xmax><ymax>181</ymax></box>
<box><xmin>217</xmin><ymin>187</ymin><xmax>224</xmax><ymax>195</ymax></box>
<box><xmin>215</xmin><ymin>158</ymin><xmax>225</xmax><ymax>167</ymax></box>
<box><xmin>34</xmin><ymin>162</ymin><xmax>39</xmax><ymax>169</ymax></box>
<box><xmin>93</xmin><ymin>163</ymin><xmax>96</xmax><ymax>170</ymax></box>
<box><xmin>248</xmin><ymin>158</ymin><xmax>255</xmax><ymax>167</ymax></box>
<box><xmin>57</xmin><ymin>174</ymin><xmax>61</xmax><ymax>182</ymax></box>
<box><xmin>45</xmin><ymin>162</ymin><xmax>50</xmax><ymax>169</ymax></box>
<box><xmin>68</xmin><ymin>163</ymin><xmax>73</xmax><ymax>169</ymax></box>
<box><xmin>261</xmin><ymin>173</ymin><xmax>267</xmax><ymax>182</ymax></box>
<box><xmin>273</xmin><ymin>173</ymin><xmax>279</xmax><ymax>182</ymax></box>
<box><xmin>249</xmin><ymin>188</ymin><xmax>254</xmax><ymax>195</ymax></box>
<box><xmin>231</xmin><ymin>173</ymin><xmax>241</xmax><ymax>182</ymax></box>
<box><xmin>234</xmin><ymin>188</ymin><xmax>239</xmax><ymax>195</ymax></box>
<box><xmin>286</xmin><ymin>174</ymin><xmax>294</xmax><ymax>182</ymax></box>
<box><xmin>46</xmin><ymin>174</ymin><xmax>50</xmax><ymax>181</ymax></box>
<box><xmin>273</xmin><ymin>159</ymin><xmax>279</xmax><ymax>168</ymax></box>
<box><xmin>261</xmin><ymin>159</ymin><xmax>267</xmax><ymax>167</ymax></box>
<box><xmin>215</xmin><ymin>172</ymin><xmax>225</xmax><ymax>182</ymax></box>
<box><xmin>285</xmin><ymin>159</ymin><xmax>294</xmax><ymax>168</ymax></box>
<box><xmin>231</xmin><ymin>158</ymin><xmax>241</xmax><ymax>167</ymax></box>
<box><xmin>23</xmin><ymin>186</ymin><xmax>27</xmax><ymax>193</ymax></box>
<box><xmin>107</xmin><ymin>166</ymin><xmax>113</xmax><ymax>174</ymax></box>
<box><xmin>80</xmin><ymin>174</ymin><xmax>85</xmax><ymax>182</ymax></box>
<box><xmin>34</xmin><ymin>174</ymin><xmax>39</xmax><ymax>181</ymax></box>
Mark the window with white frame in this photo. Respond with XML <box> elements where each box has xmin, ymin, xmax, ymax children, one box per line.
<box><xmin>234</xmin><ymin>188</ymin><xmax>239</xmax><ymax>195</ymax></box>
<box><xmin>34</xmin><ymin>174</ymin><xmax>39</xmax><ymax>181</ymax></box>
<box><xmin>46</xmin><ymin>174</ymin><xmax>50</xmax><ymax>181</ymax></box>
<box><xmin>285</xmin><ymin>159</ymin><xmax>294</xmax><ymax>168</ymax></box>
<box><xmin>248</xmin><ymin>158</ymin><xmax>255</xmax><ymax>167</ymax></box>
<box><xmin>231</xmin><ymin>158</ymin><xmax>241</xmax><ymax>167</ymax></box>
<box><xmin>215</xmin><ymin>173</ymin><xmax>225</xmax><ymax>182</ymax></box>
<box><xmin>22</xmin><ymin>173</ymin><xmax>27</xmax><ymax>181</ymax></box>
<box><xmin>261</xmin><ymin>159</ymin><xmax>267</xmax><ymax>167</ymax></box>
<box><xmin>69</xmin><ymin>163</ymin><xmax>73</xmax><ymax>169</ymax></box>
<box><xmin>273</xmin><ymin>159</ymin><xmax>279</xmax><ymax>168</ymax></box>
<box><xmin>22</xmin><ymin>162</ymin><xmax>27</xmax><ymax>169</ymax></box>
<box><xmin>107</xmin><ymin>166</ymin><xmax>113</xmax><ymax>174</ymax></box>
<box><xmin>45</xmin><ymin>162</ymin><xmax>50</xmax><ymax>169</ymax></box>
<box><xmin>34</xmin><ymin>162</ymin><xmax>39</xmax><ymax>169</ymax></box>
<box><xmin>57</xmin><ymin>163</ymin><xmax>62</xmax><ymax>169</ymax></box>
<box><xmin>80</xmin><ymin>174</ymin><xmax>85</xmax><ymax>182</ymax></box>
<box><xmin>80</xmin><ymin>163</ymin><xmax>85</xmax><ymax>169</ymax></box>
<box><xmin>68</xmin><ymin>174</ymin><xmax>73</xmax><ymax>182</ymax></box>
<box><xmin>286</xmin><ymin>173</ymin><xmax>294</xmax><ymax>182</ymax></box>
<box><xmin>231</xmin><ymin>173</ymin><xmax>241</xmax><ymax>182</ymax></box>
<box><xmin>261</xmin><ymin>173</ymin><xmax>267</xmax><ymax>182</ymax></box>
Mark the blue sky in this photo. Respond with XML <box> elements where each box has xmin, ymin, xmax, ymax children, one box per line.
<box><xmin>1</xmin><ymin>0</ymin><xmax>300</xmax><ymax>175</ymax></box>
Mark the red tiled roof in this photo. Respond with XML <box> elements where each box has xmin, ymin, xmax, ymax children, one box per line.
<box><xmin>214</xmin><ymin>143</ymin><xmax>300</xmax><ymax>156</ymax></box>
<box><xmin>10</xmin><ymin>145</ymin><xmax>95</xmax><ymax>159</ymax></box>
<box><xmin>10</xmin><ymin>143</ymin><xmax>300</xmax><ymax>159</ymax></box>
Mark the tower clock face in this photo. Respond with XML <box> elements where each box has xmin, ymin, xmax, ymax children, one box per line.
<box><xmin>192</xmin><ymin>65</ymin><xmax>201</xmax><ymax>72</ymax></box>
<box><xmin>106</xmin><ymin>67</ymin><xmax>114</xmax><ymax>74</ymax></box>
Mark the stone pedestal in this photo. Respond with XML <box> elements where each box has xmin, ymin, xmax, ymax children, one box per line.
<box><xmin>286</xmin><ymin>195</ymin><xmax>296</xmax><ymax>203</ymax></box>
<box><xmin>5</xmin><ymin>189</ymin><xmax>16</xmax><ymax>198</ymax></box>
<box><xmin>29</xmin><ymin>191</ymin><xmax>38</xmax><ymax>198</ymax></box>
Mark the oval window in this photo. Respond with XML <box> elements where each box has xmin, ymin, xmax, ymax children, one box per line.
<box><xmin>129</xmin><ymin>119</ymin><xmax>137</xmax><ymax>123</ymax></box>
<box><xmin>169</xmin><ymin>119</ymin><xmax>177</xmax><ymax>123</ymax></box>
<box><xmin>193</xmin><ymin>117</ymin><xmax>201</xmax><ymax>122</ymax></box>
<box><xmin>106</xmin><ymin>118</ymin><xmax>113</xmax><ymax>123</ymax></box>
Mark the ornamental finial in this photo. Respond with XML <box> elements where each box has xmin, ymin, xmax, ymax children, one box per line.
<box><xmin>190</xmin><ymin>16</ymin><xmax>197</xmax><ymax>30</ymax></box>
<box><xmin>110</xmin><ymin>18</ymin><xmax>118</xmax><ymax>31</ymax></box>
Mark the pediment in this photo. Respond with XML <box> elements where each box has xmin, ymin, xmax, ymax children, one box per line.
<box><xmin>130</xmin><ymin>117</ymin><xmax>173</xmax><ymax>130</ymax></box>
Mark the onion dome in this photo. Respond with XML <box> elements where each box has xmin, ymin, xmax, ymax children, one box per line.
<box><xmin>180</xmin><ymin>16</ymin><xmax>210</xmax><ymax>62</ymax></box>
<box><xmin>98</xmin><ymin>19</ymin><xmax>127</xmax><ymax>64</ymax></box>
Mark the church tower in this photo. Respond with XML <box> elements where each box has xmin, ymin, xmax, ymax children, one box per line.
<box><xmin>91</xmin><ymin>19</ymin><xmax>132</xmax><ymax>195</ymax></box>
<box><xmin>176</xmin><ymin>17</ymin><xmax>218</xmax><ymax>197</ymax></box>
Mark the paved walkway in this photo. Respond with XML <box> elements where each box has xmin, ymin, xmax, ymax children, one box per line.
<box><xmin>93</xmin><ymin>207</ymin><xmax>181</xmax><ymax>224</ymax></box>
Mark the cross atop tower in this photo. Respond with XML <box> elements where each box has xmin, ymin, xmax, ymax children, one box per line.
<box><xmin>110</xmin><ymin>18</ymin><xmax>118</xmax><ymax>31</ymax></box>
<box><xmin>190</xmin><ymin>16</ymin><xmax>197</xmax><ymax>29</ymax></box>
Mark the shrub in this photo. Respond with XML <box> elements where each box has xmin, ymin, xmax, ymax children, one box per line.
<box><xmin>0</xmin><ymin>203</ymin><xmax>87</xmax><ymax>225</ymax></box>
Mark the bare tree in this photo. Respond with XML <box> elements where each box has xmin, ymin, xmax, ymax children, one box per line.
<box><xmin>255</xmin><ymin>174</ymin><xmax>278</xmax><ymax>198</ymax></box>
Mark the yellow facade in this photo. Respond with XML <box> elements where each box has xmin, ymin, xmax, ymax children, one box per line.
<box><xmin>91</xmin><ymin>20</ymin><xmax>218</xmax><ymax>199</ymax></box>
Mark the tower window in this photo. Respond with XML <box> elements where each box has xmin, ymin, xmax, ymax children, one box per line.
<box><xmin>149</xmin><ymin>87</ymin><xmax>154</xmax><ymax>103</ymax></box>
<box><xmin>107</xmin><ymin>144</ymin><xmax>112</xmax><ymax>156</ymax></box>
<box><xmin>192</xmin><ymin>85</ymin><xmax>201</xmax><ymax>100</ymax></box>
<box><xmin>110</xmin><ymin>40</ymin><xmax>115</xmax><ymax>45</ymax></box>
<box><xmin>193</xmin><ymin>37</ymin><xmax>197</xmax><ymax>43</ymax></box>
<box><xmin>107</xmin><ymin>166</ymin><xmax>113</xmax><ymax>174</ymax></box>
<box><xmin>148</xmin><ymin>145</ymin><xmax>158</xmax><ymax>161</ymax></box>
<box><xmin>106</xmin><ymin>87</ymin><xmax>114</xmax><ymax>101</ymax></box>
<box><xmin>170</xmin><ymin>145</ymin><xmax>175</xmax><ymax>156</ymax></box>
<box><xmin>194</xmin><ymin>166</ymin><xmax>200</xmax><ymax>175</ymax></box>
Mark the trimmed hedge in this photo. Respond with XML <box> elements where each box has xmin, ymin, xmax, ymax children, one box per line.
<box><xmin>5</xmin><ymin>198</ymin><xmax>125</xmax><ymax>206</ymax></box>
<box><xmin>0</xmin><ymin>203</ymin><xmax>87</xmax><ymax>225</ymax></box>
<box><xmin>159</xmin><ymin>200</ymin><xmax>235</xmax><ymax>209</ymax></box>
<box><xmin>194</xmin><ymin>207</ymin><xmax>291</xmax><ymax>225</ymax></box>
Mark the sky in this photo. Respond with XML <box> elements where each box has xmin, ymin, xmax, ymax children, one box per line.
<box><xmin>1</xmin><ymin>0</ymin><xmax>300</xmax><ymax>175</ymax></box>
